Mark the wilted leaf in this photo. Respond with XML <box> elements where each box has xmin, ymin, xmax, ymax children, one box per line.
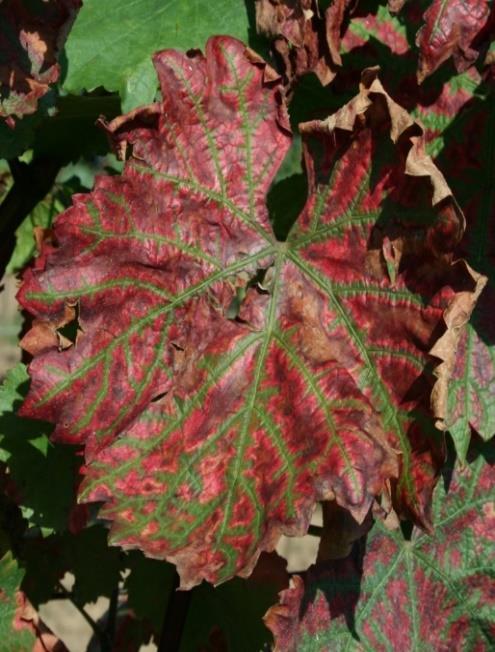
<box><xmin>265</xmin><ymin>444</ymin><xmax>495</xmax><ymax>651</ymax></box>
<box><xmin>255</xmin><ymin>0</ymin><xmax>354</xmax><ymax>85</ymax></box>
<box><xmin>63</xmin><ymin>0</ymin><xmax>252</xmax><ymax>111</ymax></box>
<box><xmin>19</xmin><ymin>37</ymin><xmax>481</xmax><ymax>588</ymax></box>
<box><xmin>416</xmin><ymin>0</ymin><xmax>491</xmax><ymax>83</ymax></box>
<box><xmin>0</xmin><ymin>0</ymin><xmax>80</xmax><ymax>125</ymax></box>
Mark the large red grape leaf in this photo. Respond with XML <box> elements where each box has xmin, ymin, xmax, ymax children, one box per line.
<box><xmin>0</xmin><ymin>0</ymin><xmax>80</xmax><ymax>125</ymax></box>
<box><xmin>416</xmin><ymin>0</ymin><xmax>491</xmax><ymax>82</ymax></box>
<box><xmin>18</xmin><ymin>37</ymin><xmax>482</xmax><ymax>588</ymax></box>
<box><xmin>265</xmin><ymin>445</ymin><xmax>495</xmax><ymax>651</ymax></box>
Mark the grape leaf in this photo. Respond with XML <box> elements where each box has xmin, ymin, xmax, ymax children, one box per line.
<box><xmin>254</xmin><ymin>0</ymin><xmax>354</xmax><ymax>85</ymax></box>
<box><xmin>0</xmin><ymin>0</ymin><xmax>80</xmax><ymax>125</ymax></box>
<box><xmin>264</xmin><ymin>443</ymin><xmax>495</xmax><ymax>651</ymax></box>
<box><xmin>63</xmin><ymin>0</ymin><xmax>253</xmax><ymax>111</ymax></box>
<box><xmin>437</xmin><ymin>82</ymin><xmax>495</xmax><ymax>460</ymax></box>
<box><xmin>416</xmin><ymin>0</ymin><xmax>492</xmax><ymax>83</ymax></box>
<box><xmin>340</xmin><ymin>2</ymin><xmax>485</xmax><ymax>158</ymax></box>
<box><xmin>0</xmin><ymin>550</ymin><xmax>66</xmax><ymax>651</ymax></box>
<box><xmin>19</xmin><ymin>37</ymin><xmax>482</xmax><ymax>588</ymax></box>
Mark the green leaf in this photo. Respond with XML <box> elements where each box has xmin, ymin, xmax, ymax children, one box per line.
<box><xmin>63</xmin><ymin>0</ymin><xmax>253</xmax><ymax>111</ymax></box>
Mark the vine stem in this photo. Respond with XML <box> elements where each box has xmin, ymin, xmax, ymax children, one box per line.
<box><xmin>157</xmin><ymin>570</ymin><xmax>193</xmax><ymax>652</ymax></box>
<box><xmin>105</xmin><ymin>586</ymin><xmax>119</xmax><ymax>649</ymax></box>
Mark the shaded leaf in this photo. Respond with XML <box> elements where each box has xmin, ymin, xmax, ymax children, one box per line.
<box><xmin>265</xmin><ymin>444</ymin><xmax>495</xmax><ymax>651</ymax></box>
<box><xmin>31</xmin><ymin>94</ymin><xmax>121</xmax><ymax>165</ymax></box>
<box><xmin>0</xmin><ymin>0</ymin><xmax>80</xmax><ymax>125</ymax></box>
<box><xmin>125</xmin><ymin>550</ymin><xmax>288</xmax><ymax>650</ymax></box>
<box><xmin>0</xmin><ymin>112</ymin><xmax>40</xmax><ymax>159</ymax></box>
<box><xmin>19</xmin><ymin>38</ymin><xmax>481</xmax><ymax>588</ymax></box>
<box><xmin>437</xmin><ymin>82</ymin><xmax>495</xmax><ymax>460</ymax></box>
<box><xmin>21</xmin><ymin>524</ymin><xmax>121</xmax><ymax>608</ymax></box>
<box><xmin>416</xmin><ymin>0</ymin><xmax>491</xmax><ymax>83</ymax></box>
<box><xmin>124</xmin><ymin>552</ymin><xmax>175</xmax><ymax>634</ymax></box>
<box><xmin>0</xmin><ymin>365</ymin><xmax>80</xmax><ymax>533</ymax></box>
<box><xmin>183</xmin><ymin>576</ymin><xmax>279</xmax><ymax>651</ymax></box>
<box><xmin>6</xmin><ymin>196</ymin><xmax>62</xmax><ymax>276</ymax></box>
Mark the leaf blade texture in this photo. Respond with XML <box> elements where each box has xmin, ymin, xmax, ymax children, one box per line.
<box><xmin>19</xmin><ymin>37</ymin><xmax>482</xmax><ymax>587</ymax></box>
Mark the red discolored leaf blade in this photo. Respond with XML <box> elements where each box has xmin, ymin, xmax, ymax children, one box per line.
<box><xmin>19</xmin><ymin>36</ymin><xmax>291</xmax><ymax>459</ymax></box>
<box><xmin>265</xmin><ymin>444</ymin><xmax>495</xmax><ymax>650</ymax></box>
<box><xmin>416</xmin><ymin>0</ymin><xmax>491</xmax><ymax>83</ymax></box>
<box><xmin>0</xmin><ymin>0</ymin><xmax>81</xmax><ymax>125</ymax></box>
<box><xmin>19</xmin><ymin>38</ymin><xmax>482</xmax><ymax>588</ymax></box>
